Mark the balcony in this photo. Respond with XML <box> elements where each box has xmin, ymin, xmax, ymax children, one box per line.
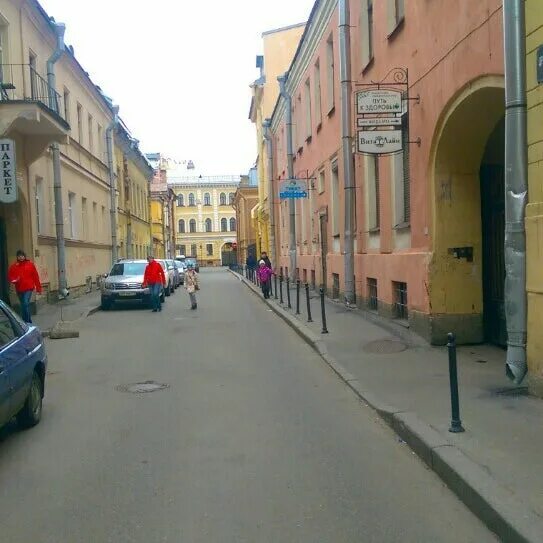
<box><xmin>0</xmin><ymin>64</ymin><xmax>69</xmax><ymax>162</ymax></box>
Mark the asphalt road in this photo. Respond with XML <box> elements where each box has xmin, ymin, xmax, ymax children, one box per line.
<box><xmin>0</xmin><ymin>269</ymin><xmax>496</xmax><ymax>542</ymax></box>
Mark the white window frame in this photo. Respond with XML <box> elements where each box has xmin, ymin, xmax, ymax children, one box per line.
<box><xmin>81</xmin><ymin>197</ymin><xmax>88</xmax><ymax>239</ymax></box>
<box><xmin>326</xmin><ymin>34</ymin><xmax>335</xmax><ymax>113</ymax></box>
<box><xmin>388</xmin><ymin>0</ymin><xmax>405</xmax><ymax>36</ymax></box>
<box><xmin>360</xmin><ymin>0</ymin><xmax>374</xmax><ymax>69</ymax></box>
<box><xmin>68</xmin><ymin>192</ymin><xmax>77</xmax><ymax>239</ymax></box>
<box><xmin>365</xmin><ymin>155</ymin><xmax>380</xmax><ymax>231</ymax></box>
<box><xmin>314</xmin><ymin>60</ymin><xmax>322</xmax><ymax>127</ymax></box>
<box><xmin>304</xmin><ymin>78</ymin><xmax>312</xmax><ymax>140</ymax></box>
<box><xmin>331</xmin><ymin>160</ymin><xmax>340</xmax><ymax>237</ymax></box>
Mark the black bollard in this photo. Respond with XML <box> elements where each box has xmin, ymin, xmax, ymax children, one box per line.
<box><xmin>305</xmin><ymin>283</ymin><xmax>313</xmax><ymax>322</ymax></box>
<box><xmin>269</xmin><ymin>274</ymin><xmax>273</xmax><ymax>297</ymax></box>
<box><xmin>279</xmin><ymin>275</ymin><xmax>284</xmax><ymax>304</ymax></box>
<box><xmin>320</xmin><ymin>287</ymin><xmax>329</xmax><ymax>334</ymax></box>
<box><xmin>296</xmin><ymin>280</ymin><xmax>301</xmax><ymax>315</ymax></box>
<box><xmin>274</xmin><ymin>273</ymin><xmax>278</xmax><ymax>300</ymax></box>
<box><xmin>286</xmin><ymin>277</ymin><xmax>292</xmax><ymax>309</ymax></box>
<box><xmin>447</xmin><ymin>333</ymin><xmax>465</xmax><ymax>433</ymax></box>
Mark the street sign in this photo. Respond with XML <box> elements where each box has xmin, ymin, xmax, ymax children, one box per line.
<box><xmin>357</xmin><ymin>116</ymin><xmax>402</xmax><ymax>128</ymax></box>
<box><xmin>356</xmin><ymin>89</ymin><xmax>402</xmax><ymax>115</ymax></box>
<box><xmin>279</xmin><ymin>178</ymin><xmax>308</xmax><ymax>199</ymax></box>
<box><xmin>0</xmin><ymin>139</ymin><xmax>17</xmax><ymax>204</ymax></box>
<box><xmin>357</xmin><ymin>130</ymin><xmax>403</xmax><ymax>154</ymax></box>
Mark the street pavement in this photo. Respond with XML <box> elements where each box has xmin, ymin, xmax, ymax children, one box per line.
<box><xmin>0</xmin><ymin>269</ymin><xmax>496</xmax><ymax>542</ymax></box>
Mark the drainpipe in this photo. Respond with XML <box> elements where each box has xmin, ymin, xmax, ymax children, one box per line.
<box><xmin>339</xmin><ymin>0</ymin><xmax>356</xmax><ymax>305</ymax></box>
<box><xmin>47</xmin><ymin>23</ymin><xmax>68</xmax><ymax>297</ymax></box>
<box><xmin>262</xmin><ymin>118</ymin><xmax>276</xmax><ymax>269</ymax></box>
<box><xmin>278</xmin><ymin>73</ymin><xmax>297</xmax><ymax>281</ymax></box>
<box><xmin>503</xmin><ymin>0</ymin><xmax>528</xmax><ymax>384</ymax></box>
<box><xmin>106</xmin><ymin>106</ymin><xmax>119</xmax><ymax>265</ymax></box>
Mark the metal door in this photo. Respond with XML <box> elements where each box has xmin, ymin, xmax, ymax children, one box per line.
<box><xmin>319</xmin><ymin>214</ymin><xmax>328</xmax><ymax>291</ymax></box>
<box><xmin>480</xmin><ymin>164</ymin><xmax>507</xmax><ymax>346</ymax></box>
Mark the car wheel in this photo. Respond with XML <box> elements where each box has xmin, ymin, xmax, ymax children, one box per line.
<box><xmin>160</xmin><ymin>290</ymin><xmax>166</xmax><ymax>303</ymax></box>
<box><xmin>165</xmin><ymin>283</ymin><xmax>171</xmax><ymax>296</ymax></box>
<box><xmin>101</xmin><ymin>297</ymin><xmax>112</xmax><ymax>310</ymax></box>
<box><xmin>17</xmin><ymin>370</ymin><xmax>43</xmax><ymax>429</ymax></box>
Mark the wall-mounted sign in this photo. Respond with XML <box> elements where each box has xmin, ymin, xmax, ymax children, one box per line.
<box><xmin>279</xmin><ymin>178</ymin><xmax>308</xmax><ymax>199</ymax></box>
<box><xmin>356</xmin><ymin>89</ymin><xmax>402</xmax><ymax>115</ymax></box>
<box><xmin>538</xmin><ymin>45</ymin><xmax>543</xmax><ymax>84</ymax></box>
<box><xmin>357</xmin><ymin>130</ymin><xmax>403</xmax><ymax>154</ymax></box>
<box><xmin>357</xmin><ymin>116</ymin><xmax>402</xmax><ymax>128</ymax></box>
<box><xmin>0</xmin><ymin>139</ymin><xmax>17</xmax><ymax>204</ymax></box>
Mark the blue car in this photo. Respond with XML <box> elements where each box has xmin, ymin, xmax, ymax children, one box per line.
<box><xmin>0</xmin><ymin>299</ymin><xmax>47</xmax><ymax>430</ymax></box>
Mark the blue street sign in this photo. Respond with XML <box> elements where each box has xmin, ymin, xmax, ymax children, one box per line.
<box><xmin>279</xmin><ymin>178</ymin><xmax>308</xmax><ymax>199</ymax></box>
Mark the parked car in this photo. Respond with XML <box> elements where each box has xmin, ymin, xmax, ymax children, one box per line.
<box><xmin>0</xmin><ymin>299</ymin><xmax>47</xmax><ymax>430</ymax></box>
<box><xmin>158</xmin><ymin>259</ymin><xmax>175</xmax><ymax>296</ymax></box>
<box><xmin>185</xmin><ymin>257</ymin><xmax>199</xmax><ymax>272</ymax></box>
<box><xmin>101</xmin><ymin>259</ymin><xmax>164</xmax><ymax>310</ymax></box>
<box><xmin>169</xmin><ymin>259</ymin><xmax>184</xmax><ymax>286</ymax></box>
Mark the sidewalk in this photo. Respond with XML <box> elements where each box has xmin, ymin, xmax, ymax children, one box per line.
<box><xmin>33</xmin><ymin>290</ymin><xmax>102</xmax><ymax>334</ymax></box>
<box><xmin>234</xmin><ymin>271</ymin><xmax>543</xmax><ymax>542</ymax></box>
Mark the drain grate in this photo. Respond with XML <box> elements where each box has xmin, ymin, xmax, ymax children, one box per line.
<box><xmin>116</xmin><ymin>381</ymin><xmax>169</xmax><ymax>394</ymax></box>
<box><xmin>363</xmin><ymin>339</ymin><xmax>408</xmax><ymax>354</ymax></box>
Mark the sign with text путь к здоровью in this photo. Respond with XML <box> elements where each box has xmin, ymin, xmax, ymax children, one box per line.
<box><xmin>279</xmin><ymin>179</ymin><xmax>308</xmax><ymax>199</ymax></box>
<box><xmin>356</xmin><ymin>89</ymin><xmax>402</xmax><ymax>115</ymax></box>
<box><xmin>0</xmin><ymin>139</ymin><xmax>17</xmax><ymax>204</ymax></box>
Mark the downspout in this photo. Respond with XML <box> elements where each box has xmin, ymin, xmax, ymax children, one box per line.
<box><xmin>503</xmin><ymin>0</ymin><xmax>528</xmax><ymax>383</ymax></box>
<box><xmin>106</xmin><ymin>106</ymin><xmax>119</xmax><ymax>265</ymax></box>
<box><xmin>278</xmin><ymin>73</ymin><xmax>297</xmax><ymax>281</ymax></box>
<box><xmin>339</xmin><ymin>0</ymin><xmax>356</xmax><ymax>305</ymax></box>
<box><xmin>262</xmin><ymin>118</ymin><xmax>276</xmax><ymax>269</ymax></box>
<box><xmin>47</xmin><ymin>23</ymin><xmax>68</xmax><ymax>297</ymax></box>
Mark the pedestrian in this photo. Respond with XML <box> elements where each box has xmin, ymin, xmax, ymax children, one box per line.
<box><xmin>257</xmin><ymin>260</ymin><xmax>273</xmax><ymax>299</ymax></box>
<box><xmin>259</xmin><ymin>251</ymin><xmax>272</xmax><ymax>269</ymax></box>
<box><xmin>8</xmin><ymin>249</ymin><xmax>42</xmax><ymax>324</ymax></box>
<box><xmin>142</xmin><ymin>255</ymin><xmax>166</xmax><ymax>312</ymax></box>
<box><xmin>185</xmin><ymin>263</ymin><xmax>200</xmax><ymax>310</ymax></box>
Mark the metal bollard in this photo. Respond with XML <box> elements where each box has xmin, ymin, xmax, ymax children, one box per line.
<box><xmin>305</xmin><ymin>283</ymin><xmax>313</xmax><ymax>322</ymax></box>
<box><xmin>320</xmin><ymin>287</ymin><xmax>329</xmax><ymax>334</ymax></box>
<box><xmin>296</xmin><ymin>280</ymin><xmax>301</xmax><ymax>315</ymax></box>
<box><xmin>274</xmin><ymin>273</ymin><xmax>278</xmax><ymax>300</ymax></box>
<box><xmin>269</xmin><ymin>274</ymin><xmax>273</xmax><ymax>297</ymax></box>
<box><xmin>447</xmin><ymin>333</ymin><xmax>465</xmax><ymax>433</ymax></box>
<box><xmin>286</xmin><ymin>277</ymin><xmax>292</xmax><ymax>309</ymax></box>
<box><xmin>279</xmin><ymin>275</ymin><xmax>284</xmax><ymax>304</ymax></box>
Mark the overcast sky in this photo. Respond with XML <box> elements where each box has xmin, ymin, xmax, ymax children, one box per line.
<box><xmin>39</xmin><ymin>0</ymin><xmax>315</xmax><ymax>175</ymax></box>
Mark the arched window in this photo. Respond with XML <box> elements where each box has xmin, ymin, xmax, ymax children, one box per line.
<box><xmin>189</xmin><ymin>219</ymin><xmax>197</xmax><ymax>233</ymax></box>
<box><xmin>220</xmin><ymin>218</ymin><xmax>228</xmax><ymax>232</ymax></box>
<box><xmin>205</xmin><ymin>218</ymin><xmax>212</xmax><ymax>232</ymax></box>
<box><xmin>219</xmin><ymin>192</ymin><xmax>226</xmax><ymax>206</ymax></box>
<box><xmin>188</xmin><ymin>193</ymin><xmax>195</xmax><ymax>206</ymax></box>
<box><xmin>178</xmin><ymin>219</ymin><xmax>185</xmax><ymax>233</ymax></box>
<box><xmin>176</xmin><ymin>194</ymin><xmax>184</xmax><ymax>207</ymax></box>
<box><xmin>229</xmin><ymin>217</ymin><xmax>236</xmax><ymax>231</ymax></box>
<box><xmin>228</xmin><ymin>193</ymin><xmax>235</xmax><ymax>205</ymax></box>
<box><xmin>204</xmin><ymin>192</ymin><xmax>211</xmax><ymax>206</ymax></box>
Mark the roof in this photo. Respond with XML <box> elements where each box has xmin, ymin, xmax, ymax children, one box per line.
<box><xmin>261</xmin><ymin>21</ymin><xmax>306</xmax><ymax>37</ymax></box>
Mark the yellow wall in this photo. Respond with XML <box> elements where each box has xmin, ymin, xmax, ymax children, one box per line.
<box><xmin>526</xmin><ymin>0</ymin><xmax>543</xmax><ymax>394</ymax></box>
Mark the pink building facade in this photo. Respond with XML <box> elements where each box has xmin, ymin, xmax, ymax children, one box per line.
<box><xmin>270</xmin><ymin>0</ymin><xmax>506</xmax><ymax>345</ymax></box>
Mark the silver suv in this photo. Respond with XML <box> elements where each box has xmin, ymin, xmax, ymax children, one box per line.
<box><xmin>101</xmin><ymin>259</ymin><xmax>165</xmax><ymax>310</ymax></box>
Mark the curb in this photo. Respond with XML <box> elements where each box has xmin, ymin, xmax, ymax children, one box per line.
<box><xmin>231</xmin><ymin>269</ymin><xmax>543</xmax><ymax>543</ymax></box>
<box><xmin>40</xmin><ymin>304</ymin><xmax>101</xmax><ymax>338</ymax></box>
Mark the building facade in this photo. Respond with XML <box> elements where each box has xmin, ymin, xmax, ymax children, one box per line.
<box><xmin>249</xmin><ymin>22</ymin><xmax>305</xmax><ymax>262</ymax></box>
<box><xmin>234</xmin><ymin>169</ymin><xmax>259</xmax><ymax>265</ymax></box>
<box><xmin>170</xmin><ymin>175</ymin><xmax>239</xmax><ymax>267</ymax></box>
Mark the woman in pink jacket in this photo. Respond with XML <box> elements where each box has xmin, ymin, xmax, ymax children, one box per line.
<box><xmin>256</xmin><ymin>260</ymin><xmax>273</xmax><ymax>299</ymax></box>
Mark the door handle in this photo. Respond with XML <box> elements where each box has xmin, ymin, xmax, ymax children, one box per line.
<box><xmin>26</xmin><ymin>344</ymin><xmax>40</xmax><ymax>356</ymax></box>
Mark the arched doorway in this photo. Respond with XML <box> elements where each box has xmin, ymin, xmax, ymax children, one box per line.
<box><xmin>221</xmin><ymin>242</ymin><xmax>237</xmax><ymax>267</ymax></box>
<box><xmin>429</xmin><ymin>76</ymin><xmax>506</xmax><ymax>345</ymax></box>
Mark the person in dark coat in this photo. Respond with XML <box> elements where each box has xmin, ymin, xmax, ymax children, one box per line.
<box><xmin>259</xmin><ymin>252</ymin><xmax>272</xmax><ymax>269</ymax></box>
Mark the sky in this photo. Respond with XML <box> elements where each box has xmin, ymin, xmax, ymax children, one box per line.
<box><xmin>39</xmin><ymin>0</ymin><xmax>315</xmax><ymax>176</ymax></box>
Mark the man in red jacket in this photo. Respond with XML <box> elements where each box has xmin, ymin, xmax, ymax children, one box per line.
<box><xmin>8</xmin><ymin>249</ymin><xmax>42</xmax><ymax>323</ymax></box>
<box><xmin>142</xmin><ymin>255</ymin><xmax>166</xmax><ymax>312</ymax></box>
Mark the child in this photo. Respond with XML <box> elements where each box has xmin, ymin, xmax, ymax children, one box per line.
<box><xmin>185</xmin><ymin>263</ymin><xmax>200</xmax><ymax>309</ymax></box>
<box><xmin>257</xmin><ymin>260</ymin><xmax>273</xmax><ymax>299</ymax></box>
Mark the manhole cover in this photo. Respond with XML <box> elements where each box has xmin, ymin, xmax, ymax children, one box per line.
<box><xmin>116</xmin><ymin>381</ymin><xmax>169</xmax><ymax>394</ymax></box>
<box><xmin>363</xmin><ymin>339</ymin><xmax>407</xmax><ymax>354</ymax></box>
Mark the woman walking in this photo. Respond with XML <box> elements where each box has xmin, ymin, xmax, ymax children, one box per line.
<box><xmin>8</xmin><ymin>249</ymin><xmax>42</xmax><ymax>323</ymax></box>
<box><xmin>257</xmin><ymin>260</ymin><xmax>273</xmax><ymax>299</ymax></box>
<box><xmin>185</xmin><ymin>263</ymin><xmax>200</xmax><ymax>310</ymax></box>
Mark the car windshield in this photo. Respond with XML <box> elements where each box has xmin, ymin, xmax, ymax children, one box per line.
<box><xmin>110</xmin><ymin>262</ymin><xmax>146</xmax><ymax>276</ymax></box>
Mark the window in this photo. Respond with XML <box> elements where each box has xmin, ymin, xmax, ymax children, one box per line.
<box><xmin>101</xmin><ymin>206</ymin><xmax>106</xmax><ymax>238</ymax></box>
<box><xmin>0</xmin><ymin>25</ymin><xmax>7</xmax><ymax>82</ymax></box>
<box><xmin>178</xmin><ymin>219</ymin><xmax>185</xmax><ymax>233</ymax></box>
<box><xmin>393</xmin><ymin>281</ymin><xmax>408</xmax><ymax>320</ymax></box>
<box><xmin>205</xmin><ymin>218</ymin><xmax>212</xmax><ymax>232</ymax></box>
<box><xmin>188</xmin><ymin>193</ymin><xmax>195</xmax><ymax>206</ymax></box>
<box><xmin>97</xmin><ymin>124</ymin><xmax>103</xmax><ymax>159</ymax></box>
<box><xmin>206</xmin><ymin>243</ymin><xmax>213</xmax><ymax>256</ymax></box>
<box><xmin>228</xmin><ymin>193</ymin><xmax>235</xmax><ymax>205</ymax></box>
<box><xmin>331</xmin><ymin>161</ymin><xmax>340</xmax><ymax>237</ymax></box>
<box><xmin>191</xmin><ymin>244</ymin><xmax>197</xmax><ymax>257</ymax></box>
<box><xmin>304</xmin><ymin>79</ymin><xmax>312</xmax><ymax>140</ymax></box>
<box><xmin>221</xmin><ymin>218</ymin><xmax>228</xmax><ymax>232</ymax></box>
<box><xmin>367</xmin><ymin>278</ymin><xmax>378</xmax><ymax>310</ymax></box>
<box><xmin>82</xmin><ymin>197</ymin><xmax>88</xmax><ymax>239</ymax></box>
<box><xmin>314</xmin><ymin>60</ymin><xmax>322</xmax><ymax>126</ymax></box>
<box><xmin>35</xmin><ymin>177</ymin><xmax>44</xmax><ymax>234</ymax></box>
<box><xmin>177</xmin><ymin>194</ymin><xmax>184</xmax><ymax>207</ymax></box>
<box><xmin>189</xmin><ymin>219</ymin><xmax>196</xmax><ymax>233</ymax></box>
<box><xmin>229</xmin><ymin>217</ymin><xmax>236</xmax><ymax>231</ymax></box>
<box><xmin>88</xmin><ymin>114</ymin><xmax>93</xmax><ymax>152</ymax></box>
<box><xmin>0</xmin><ymin>308</ymin><xmax>18</xmax><ymax>348</ymax></box>
<box><xmin>367</xmin><ymin>155</ymin><xmax>380</xmax><ymax>230</ymax></box>
<box><xmin>93</xmin><ymin>202</ymin><xmax>97</xmax><ymax>237</ymax></box>
<box><xmin>77</xmin><ymin>103</ymin><xmax>83</xmax><ymax>143</ymax></box>
<box><xmin>29</xmin><ymin>51</ymin><xmax>37</xmax><ymax>99</ymax></box>
<box><xmin>326</xmin><ymin>34</ymin><xmax>335</xmax><ymax>112</ymax></box>
<box><xmin>68</xmin><ymin>192</ymin><xmax>76</xmax><ymax>238</ymax></box>
<box><xmin>220</xmin><ymin>193</ymin><xmax>226</xmax><ymax>206</ymax></box>
<box><xmin>204</xmin><ymin>193</ymin><xmax>211</xmax><ymax>206</ymax></box>
<box><xmin>361</xmin><ymin>0</ymin><xmax>375</xmax><ymax>67</ymax></box>
<box><xmin>318</xmin><ymin>169</ymin><xmax>325</xmax><ymax>194</ymax></box>
<box><xmin>63</xmin><ymin>88</ymin><xmax>70</xmax><ymax>124</ymax></box>
<box><xmin>179</xmin><ymin>244</ymin><xmax>186</xmax><ymax>256</ymax></box>
<box><xmin>388</xmin><ymin>0</ymin><xmax>405</xmax><ymax>34</ymax></box>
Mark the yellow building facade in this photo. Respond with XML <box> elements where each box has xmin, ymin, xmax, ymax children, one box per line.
<box><xmin>234</xmin><ymin>171</ymin><xmax>259</xmax><ymax>265</ymax></box>
<box><xmin>249</xmin><ymin>23</ymin><xmax>305</xmax><ymax>263</ymax></box>
<box><xmin>171</xmin><ymin>176</ymin><xmax>240</xmax><ymax>267</ymax></box>
<box><xmin>526</xmin><ymin>1</ymin><xmax>543</xmax><ymax>395</ymax></box>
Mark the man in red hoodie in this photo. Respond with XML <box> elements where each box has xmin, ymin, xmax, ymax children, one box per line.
<box><xmin>142</xmin><ymin>255</ymin><xmax>166</xmax><ymax>312</ymax></box>
<box><xmin>8</xmin><ymin>249</ymin><xmax>42</xmax><ymax>323</ymax></box>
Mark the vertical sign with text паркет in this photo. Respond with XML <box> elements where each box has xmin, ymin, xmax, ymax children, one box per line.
<box><xmin>0</xmin><ymin>139</ymin><xmax>17</xmax><ymax>203</ymax></box>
